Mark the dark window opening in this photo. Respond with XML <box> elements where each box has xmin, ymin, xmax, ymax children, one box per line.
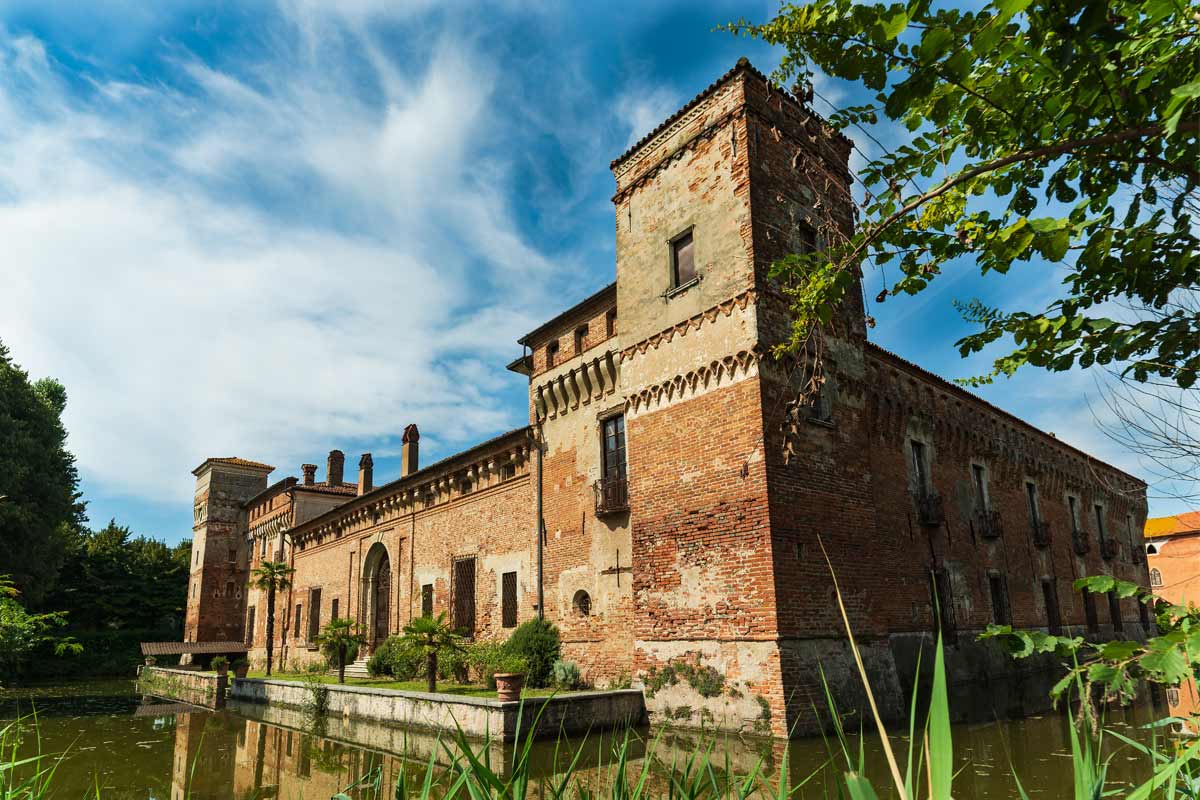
<box><xmin>972</xmin><ymin>464</ymin><xmax>987</xmax><ymax>509</ymax></box>
<box><xmin>1150</xmin><ymin>568</ymin><xmax>1163</xmax><ymax>587</ymax></box>
<box><xmin>671</xmin><ymin>230</ymin><xmax>695</xmax><ymax>287</ymax></box>
<box><xmin>331</xmin><ymin>598</ymin><xmax>339</xmax><ymax>621</ymax></box>
<box><xmin>460</xmin><ymin>480</ymin><xmax>472</xmax><ymax>494</ymax></box>
<box><xmin>910</xmin><ymin>440</ymin><xmax>929</xmax><ymax>491</ymax></box>
<box><xmin>1041</xmin><ymin>579</ymin><xmax>1062</xmax><ymax>634</ymax></box>
<box><xmin>308</xmin><ymin>588</ymin><xmax>322</xmax><ymax>640</ymax></box>
<box><xmin>294</xmin><ymin>604</ymin><xmax>303</xmax><ymax>639</ymax></box>
<box><xmin>1025</xmin><ymin>482</ymin><xmax>1039</xmax><ymax>522</ymax></box>
<box><xmin>502</xmin><ymin>571</ymin><xmax>518</xmax><ymax>628</ymax></box>
<box><xmin>500</xmin><ymin>463</ymin><xmax>516</xmax><ymax>481</ymax></box>
<box><xmin>1083</xmin><ymin>591</ymin><xmax>1099</xmax><ymax>633</ymax></box>
<box><xmin>452</xmin><ymin>558</ymin><xmax>476</xmax><ymax>638</ymax></box>
<box><xmin>602</xmin><ymin>415</ymin><xmax>627</xmax><ymax>481</ymax></box>
<box><xmin>988</xmin><ymin>573</ymin><xmax>1011</xmax><ymax>626</ymax></box>
<box><xmin>1094</xmin><ymin>504</ymin><xmax>1108</xmax><ymax>542</ymax></box>
<box><xmin>246</xmin><ymin>606</ymin><xmax>256</xmax><ymax>646</ymax></box>
<box><xmin>546</xmin><ymin>340</ymin><xmax>559</xmax><ymax>368</ymax></box>
<box><xmin>605</xmin><ymin>308</ymin><xmax>617</xmax><ymax>337</ymax></box>
<box><xmin>1108</xmin><ymin>591</ymin><xmax>1123</xmax><ymax>633</ymax></box>
<box><xmin>1068</xmin><ymin>496</ymin><xmax>1080</xmax><ymax>531</ymax></box>
<box><xmin>574</xmin><ymin>324</ymin><xmax>588</xmax><ymax>355</ymax></box>
<box><xmin>573</xmin><ymin>590</ymin><xmax>592</xmax><ymax>617</ymax></box>
<box><xmin>421</xmin><ymin>584</ymin><xmax>434</xmax><ymax>618</ymax></box>
<box><xmin>1139</xmin><ymin>599</ymin><xmax>1152</xmax><ymax>632</ymax></box>
<box><xmin>796</xmin><ymin>223</ymin><xmax>817</xmax><ymax>255</ymax></box>
<box><xmin>929</xmin><ymin>569</ymin><xmax>957</xmax><ymax>643</ymax></box>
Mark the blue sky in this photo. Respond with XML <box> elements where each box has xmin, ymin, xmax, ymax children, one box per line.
<box><xmin>0</xmin><ymin>1</ymin><xmax>1187</xmax><ymax>545</ymax></box>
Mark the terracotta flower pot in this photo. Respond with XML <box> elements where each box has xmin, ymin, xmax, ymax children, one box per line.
<box><xmin>234</xmin><ymin>665</ymin><xmax>249</xmax><ymax>679</ymax></box>
<box><xmin>215</xmin><ymin>666</ymin><xmax>228</xmax><ymax>677</ymax></box>
<box><xmin>494</xmin><ymin>673</ymin><xmax>525</xmax><ymax>702</ymax></box>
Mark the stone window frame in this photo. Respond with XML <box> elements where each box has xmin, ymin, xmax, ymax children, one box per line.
<box><xmin>969</xmin><ymin>461</ymin><xmax>991</xmax><ymax>511</ymax></box>
<box><xmin>665</xmin><ymin>224</ymin><xmax>699</xmax><ymax>297</ymax></box>
<box><xmin>545</xmin><ymin>339</ymin><xmax>560</xmax><ymax>368</ymax></box>
<box><xmin>574</xmin><ymin>323</ymin><xmax>589</xmax><ymax>355</ymax></box>
<box><xmin>1150</xmin><ymin>567</ymin><xmax>1163</xmax><ymax>587</ymax></box>
<box><xmin>907</xmin><ymin>436</ymin><xmax>933</xmax><ymax>495</ymax></box>
<box><xmin>1092</xmin><ymin>500</ymin><xmax>1109</xmax><ymax>545</ymax></box>
<box><xmin>1023</xmin><ymin>479</ymin><xmax>1041</xmax><ymax>524</ymax></box>
<box><xmin>1066</xmin><ymin>493</ymin><xmax>1083</xmax><ymax>533</ymax></box>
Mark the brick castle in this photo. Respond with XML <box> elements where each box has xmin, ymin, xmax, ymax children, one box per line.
<box><xmin>185</xmin><ymin>60</ymin><xmax>1151</xmax><ymax>736</ymax></box>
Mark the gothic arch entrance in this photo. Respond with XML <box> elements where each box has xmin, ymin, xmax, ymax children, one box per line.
<box><xmin>361</xmin><ymin>543</ymin><xmax>392</xmax><ymax>652</ymax></box>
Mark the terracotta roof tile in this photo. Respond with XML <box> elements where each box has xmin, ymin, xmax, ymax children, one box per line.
<box><xmin>1145</xmin><ymin>511</ymin><xmax>1200</xmax><ymax>538</ymax></box>
<box><xmin>210</xmin><ymin>457</ymin><xmax>275</xmax><ymax>470</ymax></box>
<box><xmin>293</xmin><ymin>482</ymin><xmax>358</xmax><ymax>496</ymax></box>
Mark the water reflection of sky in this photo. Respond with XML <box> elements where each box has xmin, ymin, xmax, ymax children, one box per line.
<box><xmin>0</xmin><ymin>680</ymin><xmax>1177</xmax><ymax>799</ymax></box>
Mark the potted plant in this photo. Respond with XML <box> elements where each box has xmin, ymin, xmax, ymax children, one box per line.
<box><xmin>144</xmin><ymin>656</ymin><xmax>157</xmax><ymax>667</ymax></box>
<box><xmin>493</xmin><ymin>654</ymin><xmax>528</xmax><ymax>702</ymax></box>
<box><xmin>211</xmin><ymin>656</ymin><xmax>229</xmax><ymax>677</ymax></box>
<box><xmin>232</xmin><ymin>658</ymin><xmax>250</xmax><ymax>679</ymax></box>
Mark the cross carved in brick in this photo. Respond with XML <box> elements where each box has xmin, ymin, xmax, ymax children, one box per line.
<box><xmin>600</xmin><ymin>549</ymin><xmax>633</xmax><ymax>586</ymax></box>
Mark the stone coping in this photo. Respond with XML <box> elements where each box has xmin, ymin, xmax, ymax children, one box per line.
<box><xmin>233</xmin><ymin>675</ymin><xmax>642</xmax><ymax>708</ymax></box>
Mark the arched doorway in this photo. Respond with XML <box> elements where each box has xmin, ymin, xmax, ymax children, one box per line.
<box><xmin>361</xmin><ymin>543</ymin><xmax>392</xmax><ymax>652</ymax></box>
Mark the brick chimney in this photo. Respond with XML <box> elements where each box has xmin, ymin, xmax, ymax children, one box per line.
<box><xmin>301</xmin><ymin>463</ymin><xmax>317</xmax><ymax>485</ymax></box>
<box><xmin>358</xmin><ymin>453</ymin><xmax>373</xmax><ymax>495</ymax></box>
<box><xmin>327</xmin><ymin>449</ymin><xmax>345</xmax><ymax>486</ymax></box>
<box><xmin>401</xmin><ymin>424</ymin><xmax>419</xmax><ymax>478</ymax></box>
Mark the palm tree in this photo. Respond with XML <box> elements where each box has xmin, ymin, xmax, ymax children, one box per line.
<box><xmin>248</xmin><ymin>560</ymin><xmax>294</xmax><ymax>676</ymax></box>
<box><xmin>315</xmin><ymin>617</ymin><xmax>366</xmax><ymax>684</ymax></box>
<box><xmin>399</xmin><ymin>612</ymin><xmax>463</xmax><ymax>693</ymax></box>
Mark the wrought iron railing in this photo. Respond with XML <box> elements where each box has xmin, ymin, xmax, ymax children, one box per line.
<box><xmin>1101</xmin><ymin>537</ymin><xmax>1121</xmax><ymax>561</ymax></box>
<box><xmin>594</xmin><ymin>475</ymin><xmax>629</xmax><ymax>516</ymax></box>
<box><xmin>1031</xmin><ymin>518</ymin><xmax>1051</xmax><ymax>548</ymax></box>
<box><xmin>977</xmin><ymin>508</ymin><xmax>1003</xmax><ymax>540</ymax></box>
<box><xmin>915</xmin><ymin>490</ymin><xmax>944</xmax><ymax>527</ymax></box>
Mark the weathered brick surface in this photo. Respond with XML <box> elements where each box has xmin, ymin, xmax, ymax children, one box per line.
<box><xmin>185</xmin><ymin>59</ymin><xmax>1149</xmax><ymax>738</ymax></box>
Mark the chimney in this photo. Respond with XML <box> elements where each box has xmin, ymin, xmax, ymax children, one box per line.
<box><xmin>327</xmin><ymin>449</ymin><xmax>345</xmax><ymax>486</ymax></box>
<box><xmin>301</xmin><ymin>464</ymin><xmax>317</xmax><ymax>485</ymax></box>
<box><xmin>358</xmin><ymin>453</ymin><xmax>373</xmax><ymax>496</ymax></box>
<box><xmin>401</xmin><ymin>424</ymin><xmax>420</xmax><ymax>478</ymax></box>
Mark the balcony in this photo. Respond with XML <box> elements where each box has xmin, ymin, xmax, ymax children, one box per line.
<box><xmin>1072</xmin><ymin>527</ymin><xmax>1090</xmax><ymax>556</ymax></box>
<box><xmin>976</xmin><ymin>508</ymin><xmax>1003</xmax><ymax>540</ymax></box>
<box><xmin>594</xmin><ymin>475</ymin><xmax>629</xmax><ymax>516</ymax></box>
<box><xmin>915</xmin><ymin>490</ymin><xmax>944</xmax><ymax>527</ymax></box>
<box><xmin>1101</xmin><ymin>538</ymin><xmax>1121</xmax><ymax>561</ymax></box>
<box><xmin>1031</xmin><ymin>518</ymin><xmax>1051</xmax><ymax>549</ymax></box>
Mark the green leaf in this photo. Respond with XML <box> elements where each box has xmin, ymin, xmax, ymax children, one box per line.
<box><xmin>881</xmin><ymin>11</ymin><xmax>909</xmax><ymax>39</ymax></box>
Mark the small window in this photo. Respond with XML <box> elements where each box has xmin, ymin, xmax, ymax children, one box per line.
<box><xmin>500</xmin><ymin>463</ymin><xmax>516</xmax><ymax>481</ymax></box>
<box><xmin>331</xmin><ymin>598</ymin><xmax>339</xmax><ymax>621</ymax></box>
<box><xmin>574</xmin><ymin>324</ymin><xmax>589</xmax><ymax>355</ymax></box>
<box><xmin>1041</xmin><ymin>579</ymin><xmax>1061</xmax><ymax>634</ymax></box>
<box><xmin>602</xmin><ymin>415</ymin><xmax>627</xmax><ymax>480</ymax></box>
<box><xmin>1139</xmin><ymin>599</ymin><xmax>1152</xmax><ymax>631</ymax></box>
<box><xmin>1150</xmin><ymin>568</ymin><xmax>1163</xmax><ymax>588</ymax></box>
<box><xmin>546</xmin><ymin>340</ymin><xmax>560</xmax><ymax>368</ymax></box>
<box><xmin>910</xmin><ymin>440</ymin><xmax>929</xmax><ymax>492</ymax></box>
<box><xmin>1108</xmin><ymin>591</ymin><xmax>1123</xmax><ymax>633</ymax></box>
<box><xmin>424</xmin><ymin>493</ymin><xmax>435</xmax><ymax>509</ymax></box>
<box><xmin>988</xmin><ymin>573</ymin><xmax>1011</xmax><ymax>626</ymax></box>
<box><xmin>572</xmin><ymin>590</ymin><xmax>591</xmax><ymax>617</ymax></box>
<box><xmin>294</xmin><ymin>604</ymin><xmax>303</xmax><ymax>639</ymax></box>
<box><xmin>1083</xmin><ymin>591</ymin><xmax>1099</xmax><ymax>633</ymax></box>
<box><xmin>460</xmin><ymin>479</ymin><xmax>472</xmax><ymax>495</ymax></box>
<box><xmin>670</xmin><ymin>230</ymin><xmax>695</xmax><ymax>287</ymax></box>
<box><xmin>1094</xmin><ymin>504</ymin><xmax>1107</xmax><ymax>542</ymax></box>
<box><xmin>501</xmin><ymin>571</ymin><xmax>518</xmax><ymax>628</ymax></box>
<box><xmin>246</xmin><ymin>606</ymin><xmax>256</xmax><ymax>645</ymax></box>
<box><xmin>308</xmin><ymin>588</ymin><xmax>322</xmax><ymax>639</ymax></box>
<box><xmin>191</xmin><ymin>582</ymin><xmax>196</xmax><ymax>598</ymax></box>
<box><xmin>1068</xmin><ymin>495</ymin><xmax>1080</xmax><ymax>531</ymax></box>
<box><xmin>605</xmin><ymin>308</ymin><xmax>617</xmax><ymax>337</ymax></box>
<box><xmin>1147</xmin><ymin>544</ymin><xmax>1158</xmax><ymax>555</ymax></box>
<box><xmin>421</xmin><ymin>584</ymin><xmax>434</xmax><ymax>618</ymax></box>
<box><xmin>796</xmin><ymin>223</ymin><xmax>817</xmax><ymax>255</ymax></box>
<box><xmin>971</xmin><ymin>464</ymin><xmax>988</xmax><ymax>510</ymax></box>
<box><xmin>1025</xmin><ymin>482</ymin><xmax>1040</xmax><ymax>523</ymax></box>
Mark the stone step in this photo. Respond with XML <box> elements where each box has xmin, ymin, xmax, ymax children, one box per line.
<box><xmin>331</xmin><ymin>657</ymin><xmax>371</xmax><ymax>679</ymax></box>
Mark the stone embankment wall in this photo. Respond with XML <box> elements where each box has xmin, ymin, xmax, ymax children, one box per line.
<box><xmin>139</xmin><ymin>666</ymin><xmax>227</xmax><ymax>709</ymax></box>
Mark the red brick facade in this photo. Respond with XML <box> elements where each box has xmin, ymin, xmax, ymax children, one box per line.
<box><xmin>184</xmin><ymin>59</ymin><xmax>1149</xmax><ymax>737</ymax></box>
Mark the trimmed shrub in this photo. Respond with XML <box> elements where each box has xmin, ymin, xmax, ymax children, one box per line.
<box><xmin>367</xmin><ymin>636</ymin><xmax>422</xmax><ymax>679</ymax></box>
<box><xmin>506</xmin><ymin>619</ymin><xmax>560</xmax><ymax>688</ymax></box>
<box><xmin>551</xmin><ymin>659</ymin><xmax>584</xmax><ymax>690</ymax></box>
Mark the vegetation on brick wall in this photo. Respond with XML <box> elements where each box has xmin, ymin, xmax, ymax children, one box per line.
<box><xmin>643</xmin><ymin>658</ymin><xmax>725</xmax><ymax>699</ymax></box>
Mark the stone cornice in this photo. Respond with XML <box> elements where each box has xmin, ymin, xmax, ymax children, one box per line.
<box><xmin>619</xmin><ymin>288</ymin><xmax>757</xmax><ymax>363</ymax></box>
<box><xmin>626</xmin><ymin>347</ymin><xmax>763</xmax><ymax>417</ymax></box>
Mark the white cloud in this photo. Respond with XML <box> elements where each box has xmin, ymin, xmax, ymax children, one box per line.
<box><xmin>0</xmin><ymin>20</ymin><xmax>555</xmax><ymax>508</ymax></box>
<box><xmin>615</xmin><ymin>84</ymin><xmax>681</xmax><ymax>149</ymax></box>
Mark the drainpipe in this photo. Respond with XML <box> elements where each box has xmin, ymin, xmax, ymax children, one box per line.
<box><xmin>535</xmin><ymin>421</ymin><xmax>545</xmax><ymax>621</ymax></box>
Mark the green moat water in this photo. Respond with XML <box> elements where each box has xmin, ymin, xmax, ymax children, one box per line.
<box><xmin>0</xmin><ymin>680</ymin><xmax>1180</xmax><ymax>798</ymax></box>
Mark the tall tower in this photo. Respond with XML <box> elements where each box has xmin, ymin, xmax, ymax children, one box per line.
<box><xmin>611</xmin><ymin>58</ymin><xmax>862</xmax><ymax>736</ymax></box>
<box><xmin>186</xmin><ymin>458</ymin><xmax>274</xmax><ymax>643</ymax></box>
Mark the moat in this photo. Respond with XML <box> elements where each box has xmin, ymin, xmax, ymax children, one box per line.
<box><xmin>0</xmin><ymin>680</ymin><xmax>1177</xmax><ymax>798</ymax></box>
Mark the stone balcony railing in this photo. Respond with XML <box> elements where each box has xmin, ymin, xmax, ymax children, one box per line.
<box><xmin>976</xmin><ymin>508</ymin><xmax>1003</xmax><ymax>540</ymax></box>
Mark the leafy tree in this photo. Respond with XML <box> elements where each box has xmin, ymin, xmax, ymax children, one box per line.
<box><xmin>249</xmin><ymin>560</ymin><xmax>294</xmax><ymax>677</ymax></box>
<box><xmin>0</xmin><ymin>341</ymin><xmax>86</xmax><ymax>605</ymax></box>
<box><xmin>729</xmin><ymin>0</ymin><xmax>1199</xmax><ymax>388</ymax></box>
<box><xmin>982</xmin><ymin>575</ymin><xmax>1197</xmax><ymax>707</ymax></box>
<box><xmin>399</xmin><ymin>612</ymin><xmax>464</xmax><ymax>693</ymax></box>
<box><xmin>0</xmin><ymin>576</ymin><xmax>82</xmax><ymax>685</ymax></box>
<box><xmin>506</xmin><ymin>618</ymin><xmax>561</xmax><ymax>688</ymax></box>
<box><xmin>315</xmin><ymin>617</ymin><xmax>367</xmax><ymax>684</ymax></box>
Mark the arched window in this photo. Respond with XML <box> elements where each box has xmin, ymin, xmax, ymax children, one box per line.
<box><xmin>1150</xmin><ymin>568</ymin><xmax>1163</xmax><ymax>588</ymax></box>
<box><xmin>1146</xmin><ymin>544</ymin><xmax>1159</xmax><ymax>555</ymax></box>
<box><xmin>572</xmin><ymin>590</ymin><xmax>591</xmax><ymax>617</ymax></box>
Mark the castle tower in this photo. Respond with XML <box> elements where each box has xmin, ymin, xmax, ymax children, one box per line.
<box><xmin>186</xmin><ymin>457</ymin><xmax>274</xmax><ymax>643</ymax></box>
<box><xmin>611</xmin><ymin>59</ymin><xmax>864</xmax><ymax>735</ymax></box>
